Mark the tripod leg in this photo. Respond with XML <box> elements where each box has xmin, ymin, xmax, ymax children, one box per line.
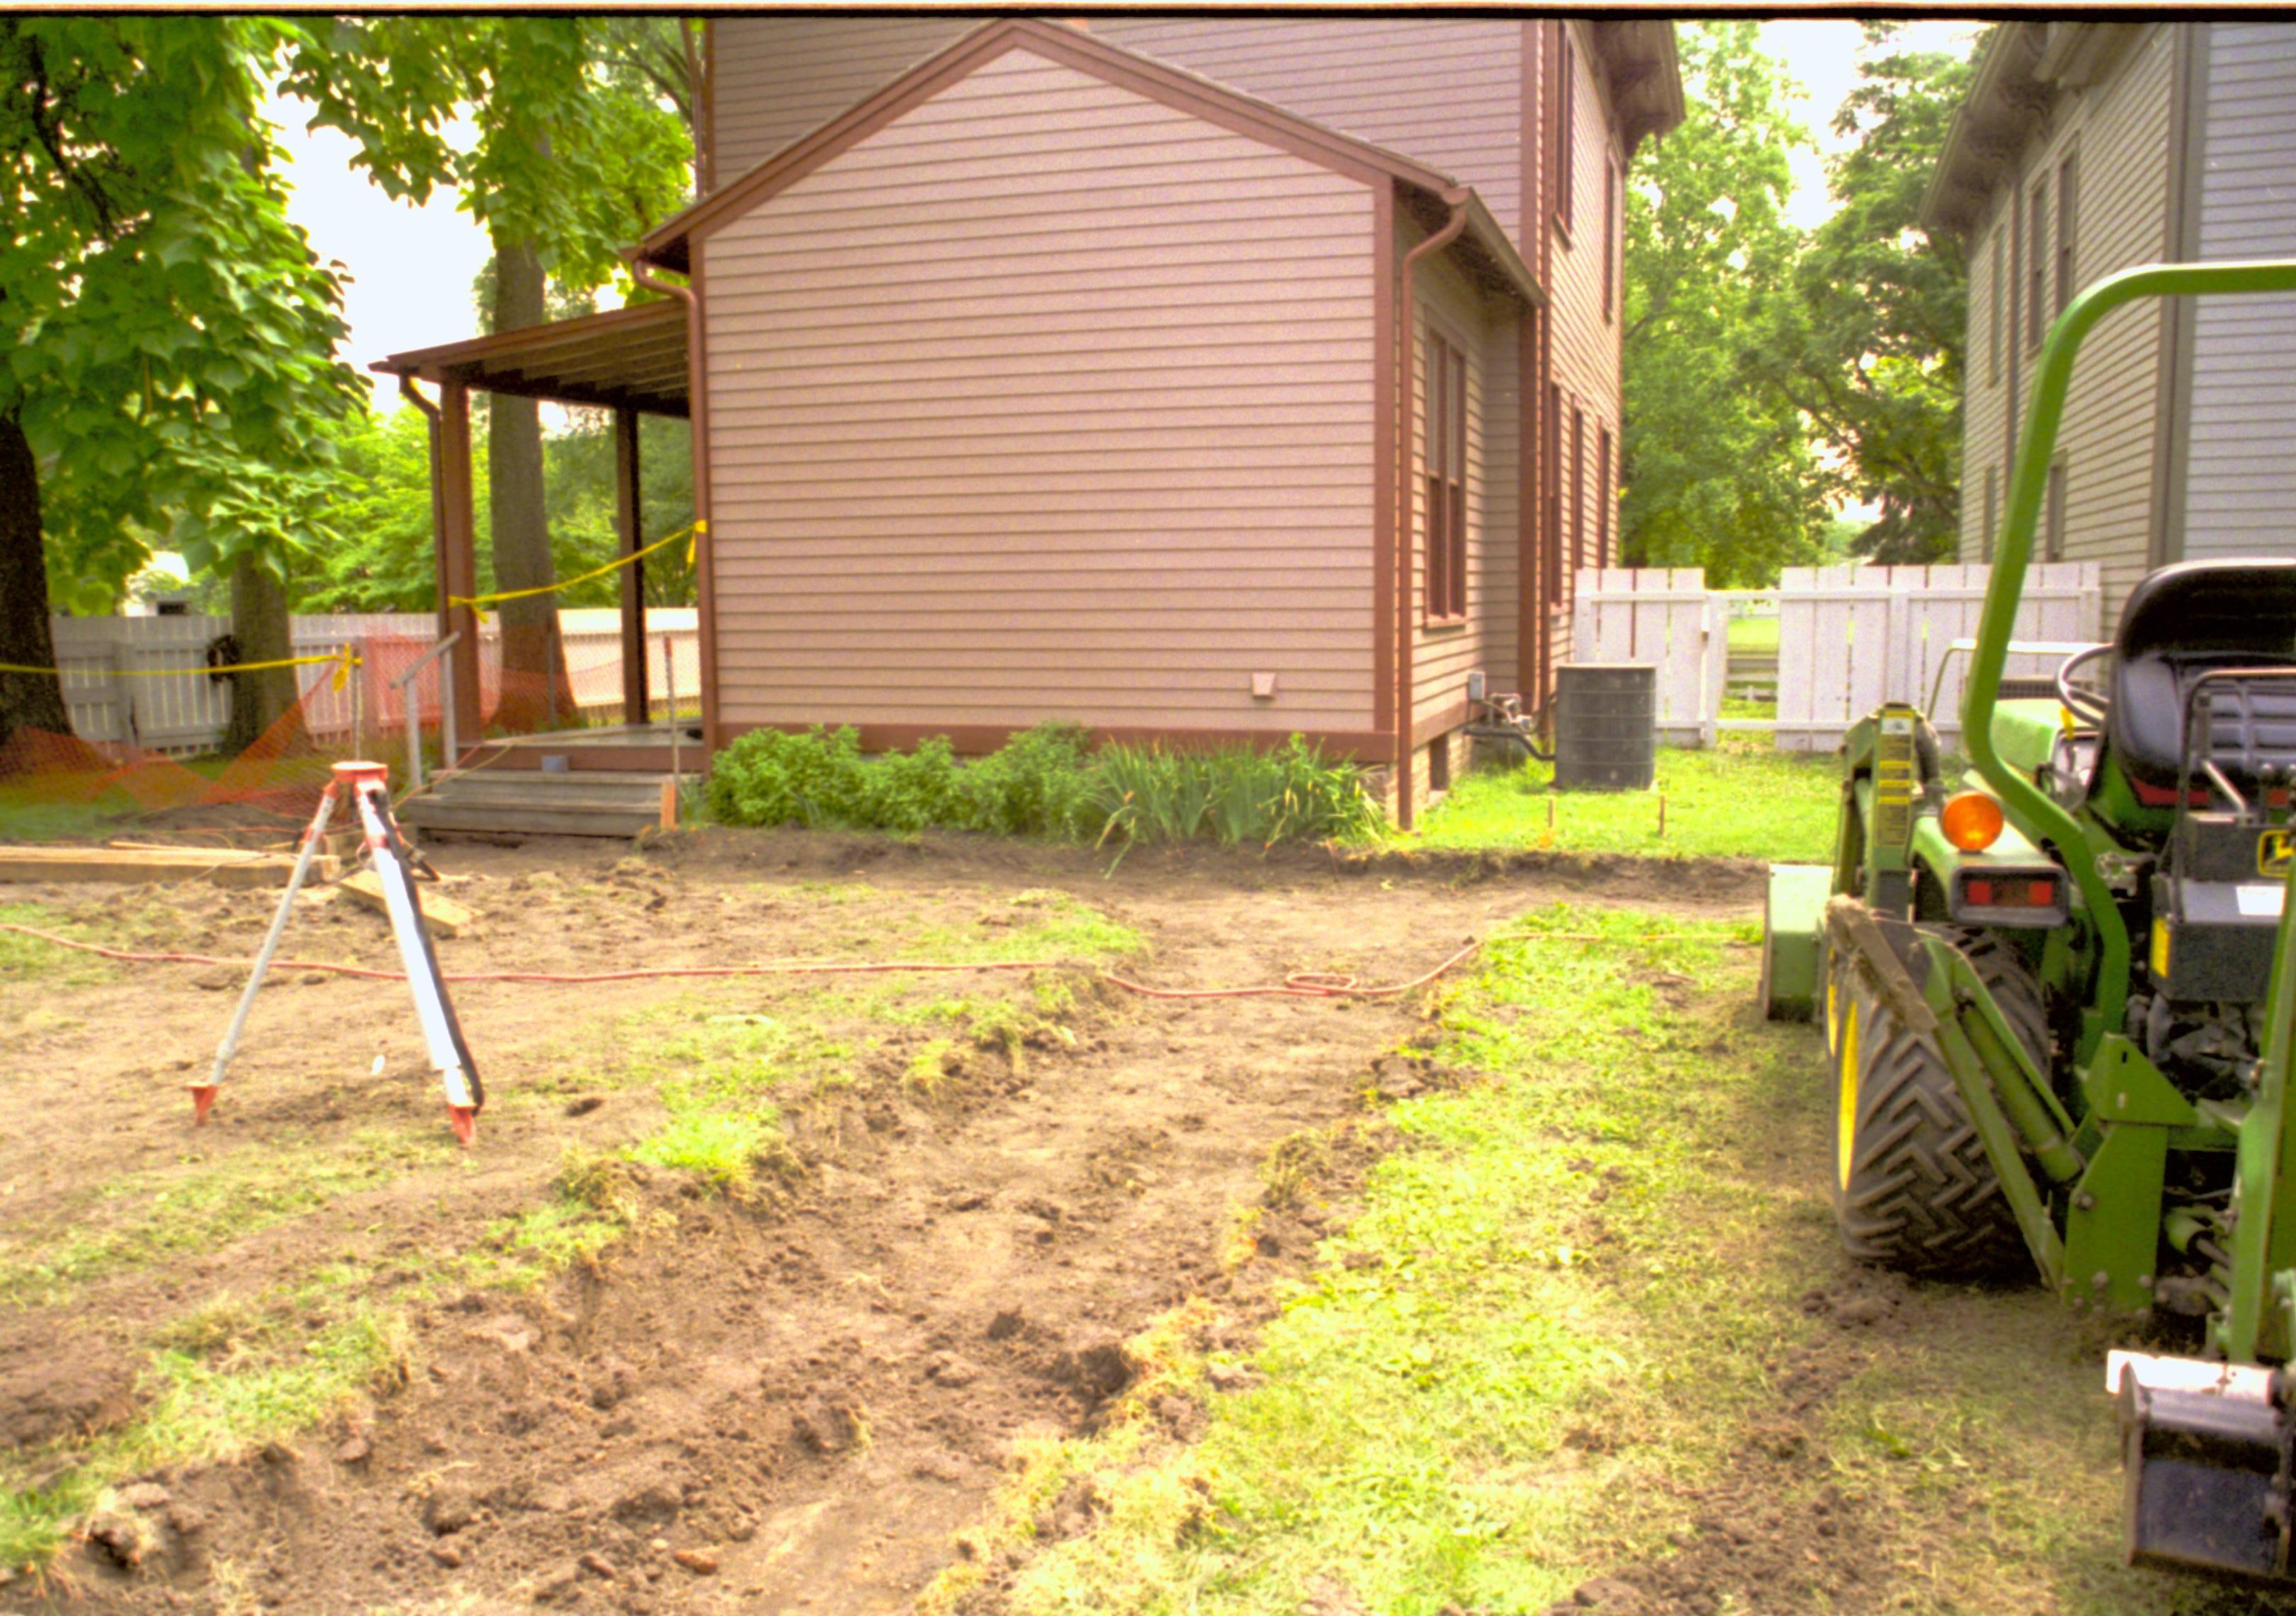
<box><xmin>194</xmin><ymin>782</ymin><xmax>342</xmax><ymax>1123</ymax></box>
<box><xmin>344</xmin><ymin>769</ymin><xmax>483</xmax><ymax>1143</ymax></box>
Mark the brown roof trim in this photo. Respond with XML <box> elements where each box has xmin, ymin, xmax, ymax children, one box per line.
<box><xmin>371</xmin><ymin>299</ymin><xmax>691</xmax><ymax>415</ymax></box>
<box><xmin>638</xmin><ymin>16</ymin><xmax>1478</xmax><ymax>274</ymax></box>
<box><xmin>374</xmin><ymin>299</ymin><xmax>680</xmax><ymax>377</ymax></box>
<box><xmin>1920</xmin><ymin>23</ymin><xmax>2142</xmax><ymax>241</ymax></box>
<box><xmin>1587</xmin><ymin>20</ymin><xmax>1686</xmax><ymax>158</ymax></box>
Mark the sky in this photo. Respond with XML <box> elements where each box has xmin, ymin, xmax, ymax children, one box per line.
<box><xmin>269</xmin><ymin>18</ymin><xmax>1986</xmax><ymax>409</ymax></box>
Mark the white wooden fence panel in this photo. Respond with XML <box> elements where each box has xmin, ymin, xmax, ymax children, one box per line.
<box><xmin>1772</xmin><ymin>562</ymin><xmax>2101</xmax><ymax>751</ymax></box>
<box><xmin>42</xmin><ymin>610</ymin><xmax>701</xmax><ymax>754</ymax></box>
<box><xmin>1577</xmin><ymin>563</ymin><xmax>2103</xmax><ymax>753</ymax></box>
<box><xmin>1572</xmin><ymin>568</ymin><xmax>1719</xmax><ymax>745</ymax></box>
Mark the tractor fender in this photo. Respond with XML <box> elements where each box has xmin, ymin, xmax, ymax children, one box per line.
<box><xmin>1761</xmin><ymin>863</ymin><xmax>1833</xmax><ymax>1021</ymax></box>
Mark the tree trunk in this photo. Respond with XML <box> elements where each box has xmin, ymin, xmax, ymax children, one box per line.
<box><xmin>0</xmin><ymin>410</ymin><xmax>72</xmax><ymax>747</ymax></box>
<box><xmin>221</xmin><ymin>551</ymin><xmax>300</xmax><ymax>755</ymax></box>
<box><xmin>488</xmin><ymin>235</ymin><xmax>574</xmax><ymax>731</ymax></box>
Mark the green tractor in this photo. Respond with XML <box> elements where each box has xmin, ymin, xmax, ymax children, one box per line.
<box><xmin>1762</xmin><ymin>259</ymin><xmax>2296</xmax><ymax>1581</ymax></box>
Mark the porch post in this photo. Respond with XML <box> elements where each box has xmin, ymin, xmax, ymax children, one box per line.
<box><xmin>439</xmin><ymin>381</ymin><xmax>483</xmax><ymax>749</ymax></box>
<box><xmin>614</xmin><ymin>408</ymin><xmax>649</xmax><ymax>725</ymax></box>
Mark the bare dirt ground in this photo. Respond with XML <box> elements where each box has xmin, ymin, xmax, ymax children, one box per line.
<box><xmin>0</xmin><ymin>829</ymin><xmax>1757</xmax><ymax>1615</ymax></box>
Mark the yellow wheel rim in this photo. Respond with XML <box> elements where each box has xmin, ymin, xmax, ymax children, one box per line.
<box><xmin>1836</xmin><ymin>1000</ymin><xmax>1859</xmax><ymax>1194</ymax></box>
<box><xmin>1824</xmin><ymin>967</ymin><xmax>1840</xmax><ymax>1053</ymax></box>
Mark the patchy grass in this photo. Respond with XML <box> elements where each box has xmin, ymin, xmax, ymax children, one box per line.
<box><xmin>0</xmin><ymin>786</ymin><xmax>135</xmax><ymax>846</ymax></box>
<box><xmin>1413</xmin><ymin>736</ymin><xmax>1841</xmax><ymax>861</ymax></box>
<box><xmin>0</xmin><ymin>1304</ymin><xmax>408</xmax><ymax>1574</ymax></box>
<box><xmin>0</xmin><ymin>900</ymin><xmax>119</xmax><ymax>986</ymax></box>
<box><xmin>896</xmin><ymin>890</ymin><xmax>1146</xmax><ymax>966</ymax></box>
<box><xmin>0</xmin><ymin>1127</ymin><xmax>458</xmax><ymax>1309</ymax></box>
<box><xmin>962</xmin><ymin>903</ymin><xmax>2207</xmax><ymax>1616</ymax></box>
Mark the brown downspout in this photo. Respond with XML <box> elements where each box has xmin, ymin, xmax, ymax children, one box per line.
<box><xmin>1394</xmin><ymin>186</ymin><xmax>1472</xmax><ymax>833</ymax></box>
<box><xmin>627</xmin><ymin>252</ymin><xmax>718</xmax><ymax>753</ymax></box>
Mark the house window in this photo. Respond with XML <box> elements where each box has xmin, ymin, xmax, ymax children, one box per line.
<box><xmin>1988</xmin><ymin>228</ymin><xmax>2005</xmax><ymax>387</ymax></box>
<box><xmin>2027</xmin><ymin>177</ymin><xmax>2049</xmax><ymax>353</ymax></box>
<box><xmin>1570</xmin><ymin>406</ymin><xmax>1587</xmax><ymax>585</ymax></box>
<box><xmin>2044</xmin><ymin>461</ymin><xmax>2067</xmax><ymax>561</ymax></box>
<box><xmin>1982</xmin><ymin>464</ymin><xmax>1998</xmax><ymax>563</ymax></box>
<box><xmin>1424</xmin><ymin>332</ymin><xmax>1468</xmax><ymax>623</ymax></box>
<box><xmin>1596</xmin><ymin>424</ymin><xmax>1613</xmax><ymax>566</ymax></box>
<box><xmin>1602</xmin><ymin>155</ymin><xmax>1618</xmax><ymax>321</ymax></box>
<box><xmin>2055</xmin><ymin>153</ymin><xmax>2078</xmax><ymax>317</ymax></box>
<box><xmin>1555</xmin><ymin>27</ymin><xmax>1575</xmax><ymax>235</ymax></box>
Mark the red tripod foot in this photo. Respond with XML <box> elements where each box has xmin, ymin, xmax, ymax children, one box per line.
<box><xmin>189</xmin><ymin>1084</ymin><xmax>218</xmax><ymax>1125</ymax></box>
<box><xmin>447</xmin><ymin>1106</ymin><xmax>478</xmax><ymax>1148</ymax></box>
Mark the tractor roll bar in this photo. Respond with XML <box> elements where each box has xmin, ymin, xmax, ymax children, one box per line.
<box><xmin>1964</xmin><ymin>259</ymin><xmax>2296</xmax><ymax>1059</ymax></box>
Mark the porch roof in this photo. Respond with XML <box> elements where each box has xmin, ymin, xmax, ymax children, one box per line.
<box><xmin>371</xmin><ymin>299</ymin><xmax>689</xmax><ymax>417</ymax></box>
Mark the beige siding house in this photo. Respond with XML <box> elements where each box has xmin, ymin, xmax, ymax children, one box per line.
<box><xmin>382</xmin><ymin>17</ymin><xmax>1677</xmax><ymax>827</ymax></box>
<box><xmin>1929</xmin><ymin>21</ymin><xmax>2296</xmax><ymax>624</ymax></box>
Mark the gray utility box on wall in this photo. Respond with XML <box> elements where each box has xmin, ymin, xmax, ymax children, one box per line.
<box><xmin>1553</xmin><ymin>663</ymin><xmax>1656</xmax><ymax>791</ymax></box>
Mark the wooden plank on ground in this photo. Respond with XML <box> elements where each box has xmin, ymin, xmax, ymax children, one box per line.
<box><xmin>339</xmin><ymin>870</ymin><xmax>474</xmax><ymax>937</ymax></box>
<box><xmin>0</xmin><ymin>845</ymin><xmax>337</xmax><ymax>888</ymax></box>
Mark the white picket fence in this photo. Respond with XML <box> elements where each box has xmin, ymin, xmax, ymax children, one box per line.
<box><xmin>1573</xmin><ymin>563</ymin><xmax>2105</xmax><ymax>751</ymax></box>
<box><xmin>1569</xmin><ymin>568</ymin><xmax>1726</xmax><ymax>745</ymax></box>
<box><xmin>47</xmin><ymin>609</ymin><xmax>700</xmax><ymax>753</ymax></box>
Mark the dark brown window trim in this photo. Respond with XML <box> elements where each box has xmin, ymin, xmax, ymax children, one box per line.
<box><xmin>1423</xmin><ymin>328</ymin><xmax>1470</xmax><ymax>627</ymax></box>
<box><xmin>1553</xmin><ymin>24</ymin><xmax>1576</xmax><ymax>237</ymax></box>
<box><xmin>1569</xmin><ymin>405</ymin><xmax>1587</xmax><ymax>591</ymax></box>
<box><xmin>1602</xmin><ymin>154</ymin><xmax>1618</xmax><ymax>322</ymax></box>
<box><xmin>1988</xmin><ymin>225</ymin><xmax>2005</xmax><ymax>388</ymax></box>
<box><xmin>1543</xmin><ymin>380</ymin><xmax>1565</xmax><ymax>615</ymax></box>
<box><xmin>1596</xmin><ymin>422</ymin><xmax>1613</xmax><ymax>566</ymax></box>
<box><xmin>2025</xmin><ymin>175</ymin><xmax>2049</xmax><ymax>356</ymax></box>
<box><xmin>2055</xmin><ymin>148</ymin><xmax>2078</xmax><ymax>319</ymax></box>
<box><xmin>2044</xmin><ymin>458</ymin><xmax>2067</xmax><ymax>562</ymax></box>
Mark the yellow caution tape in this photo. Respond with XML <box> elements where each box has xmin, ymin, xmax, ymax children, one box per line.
<box><xmin>1</xmin><ymin>649</ymin><xmax>362</xmax><ymax>683</ymax></box>
<box><xmin>451</xmin><ymin>520</ymin><xmax>703</xmax><ymax>623</ymax></box>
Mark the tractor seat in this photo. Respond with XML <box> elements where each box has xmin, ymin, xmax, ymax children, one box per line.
<box><xmin>2107</xmin><ymin>561</ymin><xmax>2296</xmax><ymax>791</ymax></box>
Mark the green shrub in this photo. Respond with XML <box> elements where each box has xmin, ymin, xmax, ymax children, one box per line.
<box><xmin>958</xmin><ymin>721</ymin><xmax>1096</xmax><ymax>838</ymax></box>
<box><xmin>1093</xmin><ymin>736</ymin><xmax>1382</xmax><ymax>849</ymax></box>
<box><xmin>859</xmin><ymin>735</ymin><xmax>967</xmax><ymax>833</ymax></box>
<box><xmin>704</xmin><ymin>725</ymin><xmax>868</xmax><ymax>828</ymax></box>
<box><xmin>702</xmin><ymin>722</ymin><xmax>1381</xmax><ymax>848</ymax></box>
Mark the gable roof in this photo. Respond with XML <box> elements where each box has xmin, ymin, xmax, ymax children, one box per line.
<box><xmin>636</xmin><ymin>16</ymin><xmax>1539</xmax><ymax>306</ymax></box>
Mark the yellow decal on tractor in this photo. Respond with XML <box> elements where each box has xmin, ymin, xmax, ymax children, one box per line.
<box><xmin>1876</xmin><ymin>707</ymin><xmax>1918</xmax><ymax>848</ymax></box>
<box><xmin>2260</xmin><ymin>829</ymin><xmax>2293</xmax><ymax>879</ymax></box>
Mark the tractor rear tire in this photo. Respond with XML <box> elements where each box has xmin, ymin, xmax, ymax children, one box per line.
<box><xmin>1833</xmin><ymin>929</ymin><xmax>2050</xmax><ymax>1278</ymax></box>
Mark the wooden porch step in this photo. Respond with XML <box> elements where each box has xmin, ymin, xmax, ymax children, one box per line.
<box><xmin>401</xmin><ymin>768</ymin><xmax>699</xmax><ymax>839</ymax></box>
<box><xmin>400</xmin><ymin>799</ymin><xmax>667</xmax><ymax>839</ymax></box>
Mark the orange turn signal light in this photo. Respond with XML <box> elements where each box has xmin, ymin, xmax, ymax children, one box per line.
<box><xmin>1942</xmin><ymin>790</ymin><xmax>2005</xmax><ymax>852</ymax></box>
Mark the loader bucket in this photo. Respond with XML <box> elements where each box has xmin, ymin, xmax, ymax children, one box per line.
<box><xmin>1760</xmin><ymin>864</ymin><xmax>1831</xmax><ymax>1021</ymax></box>
<box><xmin>2118</xmin><ymin>1361</ymin><xmax>2294</xmax><ymax>1581</ymax></box>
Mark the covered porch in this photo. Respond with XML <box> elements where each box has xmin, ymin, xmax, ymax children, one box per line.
<box><xmin>371</xmin><ymin>296</ymin><xmax>709</xmax><ymax>773</ymax></box>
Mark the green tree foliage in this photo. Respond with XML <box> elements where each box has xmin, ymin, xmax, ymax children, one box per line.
<box><xmin>293</xmin><ymin>405</ymin><xmax>693</xmax><ymax>615</ymax></box>
<box><xmin>293</xmin><ymin>406</ymin><xmax>483</xmax><ymax>614</ymax></box>
<box><xmin>285</xmin><ymin>18</ymin><xmax>692</xmax><ymax>722</ymax></box>
<box><xmin>1621</xmin><ymin>23</ymin><xmax>1829</xmax><ymax>587</ymax></box>
<box><xmin>1750</xmin><ymin>25</ymin><xmax>1976</xmax><ymax>563</ymax></box>
<box><xmin>1</xmin><ymin>18</ymin><xmax>362</xmax><ymax>741</ymax></box>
